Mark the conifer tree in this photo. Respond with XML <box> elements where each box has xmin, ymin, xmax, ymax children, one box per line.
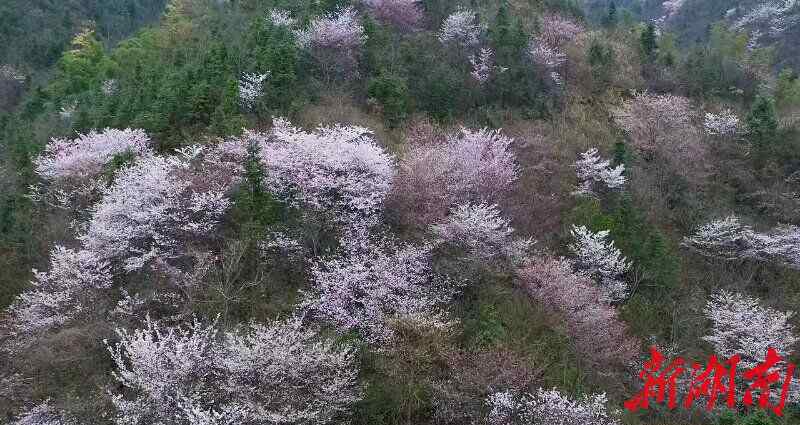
<box><xmin>746</xmin><ymin>95</ymin><xmax>779</xmax><ymax>166</ymax></box>
<box><xmin>640</xmin><ymin>23</ymin><xmax>657</xmax><ymax>60</ymax></box>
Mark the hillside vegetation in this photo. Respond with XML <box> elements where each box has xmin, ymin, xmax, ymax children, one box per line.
<box><xmin>1</xmin><ymin>0</ymin><xmax>800</xmax><ymax>424</ymax></box>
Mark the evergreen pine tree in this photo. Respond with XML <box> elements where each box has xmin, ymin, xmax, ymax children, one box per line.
<box><xmin>604</xmin><ymin>1</ymin><xmax>617</xmax><ymax>27</ymax></box>
<box><xmin>640</xmin><ymin>23</ymin><xmax>657</xmax><ymax>60</ymax></box>
<box><xmin>746</xmin><ymin>95</ymin><xmax>779</xmax><ymax>166</ymax></box>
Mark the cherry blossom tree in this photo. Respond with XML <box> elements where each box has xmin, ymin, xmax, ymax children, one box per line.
<box><xmin>683</xmin><ymin>215</ymin><xmax>800</xmax><ymax>269</ymax></box>
<box><xmin>469</xmin><ymin>48</ymin><xmax>506</xmax><ymax>84</ymax></box>
<box><xmin>238</xmin><ymin>73</ymin><xmax>269</xmax><ymax>110</ymax></box>
<box><xmin>217</xmin><ymin>318</ymin><xmax>361</xmax><ymax>423</ymax></box>
<box><xmin>703</xmin><ymin>290</ymin><xmax>797</xmax><ymax>371</ymax></box>
<box><xmin>525</xmin><ymin>14</ymin><xmax>583</xmax><ymax>85</ymax></box>
<box><xmin>528</xmin><ymin>42</ymin><xmax>567</xmax><ymax>69</ymax></box>
<box><xmin>11</xmin><ymin>401</ymin><xmax>76</xmax><ymax>425</ymax></box>
<box><xmin>252</xmin><ymin>119</ymin><xmax>395</xmax><ymax>224</ymax></box>
<box><xmin>731</xmin><ymin>0</ymin><xmax>799</xmax><ymax>47</ymax></box>
<box><xmin>517</xmin><ymin>256</ymin><xmax>639</xmax><ymax>366</ymax></box>
<box><xmin>82</xmin><ymin>147</ymin><xmax>237</xmax><ymax>271</ymax></box>
<box><xmin>572</xmin><ymin>148</ymin><xmax>626</xmax><ymax>197</ymax></box>
<box><xmin>486</xmin><ymin>388</ymin><xmax>620</xmax><ymax>425</ymax></box>
<box><xmin>106</xmin><ymin>316</ymin><xmax>361</xmax><ymax>424</ymax></box>
<box><xmin>32</xmin><ymin>129</ymin><xmax>153</xmax><ymax>207</ymax></box>
<box><xmin>294</xmin><ymin>7</ymin><xmax>366</xmax><ymax>79</ymax></box>
<box><xmin>306</xmin><ymin>228</ymin><xmax>454</xmax><ymax>344</ymax></box>
<box><xmin>703</xmin><ymin>109</ymin><xmax>741</xmax><ymax>136</ymax></box>
<box><xmin>5</xmin><ymin>246</ymin><xmax>111</xmax><ymax>347</ymax></box>
<box><xmin>438</xmin><ymin>9</ymin><xmax>483</xmax><ymax>48</ymax></box>
<box><xmin>569</xmin><ymin>226</ymin><xmax>630</xmax><ymax>302</ymax></box>
<box><xmin>655</xmin><ymin>0</ymin><xmax>686</xmax><ymax>26</ymax></box>
<box><xmin>266</xmin><ymin>9</ymin><xmax>296</xmax><ymax>28</ymax></box>
<box><xmin>538</xmin><ymin>14</ymin><xmax>584</xmax><ymax>47</ymax></box>
<box><xmin>612</xmin><ymin>92</ymin><xmax>698</xmax><ymax>160</ymax></box>
<box><xmin>392</xmin><ymin>127</ymin><xmax>518</xmax><ymax>228</ymax></box>
<box><xmin>430</xmin><ymin>203</ymin><xmax>531</xmax><ymax>266</ymax></box>
<box><xmin>363</xmin><ymin>0</ymin><xmax>423</xmax><ymax>32</ymax></box>
<box><xmin>34</xmin><ymin>129</ymin><xmax>151</xmax><ymax>182</ymax></box>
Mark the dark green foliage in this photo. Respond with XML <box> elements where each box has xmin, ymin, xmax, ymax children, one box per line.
<box><xmin>587</xmin><ymin>38</ymin><xmax>615</xmax><ymax>90</ymax></box>
<box><xmin>639</xmin><ymin>23</ymin><xmax>657</xmax><ymax>60</ymax></box>
<box><xmin>0</xmin><ymin>0</ymin><xmax>166</xmax><ymax>71</ymax></box>
<box><xmin>746</xmin><ymin>95</ymin><xmax>779</xmax><ymax>168</ymax></box>
<box><xmin>49</xmin><ymin>30</ymin><xmax>117</xmax><ymax>100</ymax></box>
<box><xmin>399</xmin><ymin>37</ymin><xmax>468</xmax><ymax>121</ymax></box>
<box><xmin>246</xmin><ymin>16</ymin><xmax>305</xmax><ymax>114</ymax></box>
<box><xmin>717</xmin><ymin>410</ymin><xmax>778</xmax><ymax>425</ymax></box>
<box><xmin>232</xmin><ymin>139</ymin><xmax>279</xmax><ymax>233</ymax></box>
<box><xmin>368</xmin><ymin>73</ymin><xmax>409</xmax><ymax>128</ymax></box>
<box><xmin>361</xmin><ymin>16</ymin><xmax>393</xmax><ymax>77</ymax></box>
<box><xmin>568</xmin><ymin>195</ymin><xmax>680</xmax><ymax>339</ymax></box>
<box><xmin>486</xmin><ymin>5</ymin><xmax>550</xmax><ymax>112</ymax></box>
<box><xmin>488</xmin><ymin>1</ymin><xmax>528</xmax><ymax>66</ymax></box>
<box><xmin>678</xmin><ymin>24</ymin><xmax>753</xmax><ymax>99</ymax></box>
<box><xmin>603</xmin><ymin>1</ymin><xmax>618</xmax><ymax>27</ymax></box>
<box><xmin>776</xmin><ymin>69</ymin><xmax>800</xmax><ymax>110</ymax></box>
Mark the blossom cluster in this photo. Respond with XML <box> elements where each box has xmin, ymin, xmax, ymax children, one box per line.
<box><xmin>517</xmin><ymin>256</ymin><xmax>639</xmax><ymax>366</ymax></box>
<box><xmin>612</xmin><ymin>91</ymin><xmax>698</xmax><ymax>160</ymax></box>
<box><xmin>294</xmin><ymin>7</ymin><xmax>366</xmax><ymax>50</ymax></box>
<box><xmin>10</xmin><ymin>401</ymin><xmax>75</xmax><ymax>425</ymax></box>
<box><xmin>363</xmin><ymin>0</ymin><xmax>423</xmax><ymax>31</ymax></box>
<box><xmin>430</xmin><ymin>203</ymin><xmax>531</xmax><ymax>266</ymax></box>
<box><xmin>266</xmin><ymin>8</ymin><xmax>296</xmax><ymax>27</ymax></box>
<box><xmin>469</xmin><ymin>48</ymin><xmax>507</xmax><ymax>84</ymax></box>
<box><xmin>569</xmin><ymin>225</ymin><xmax>630</xmax><ymax>302</ymax></box>
<box><xmin>0</xmin><ymin>64</ymin><xmax>25</xmax><ymax>82</ymax></box>
<box><xmin>703</xmin><ymin>109</ymin><xmax>741</xmax><ymax>136</ymax></box>
<box><xmin>438</xmin><ymin>9</ymin><xmax>483</xmax><ymax>48</ymax></box>
<box><xmin>393</xmin><ymin>127</ymin><xmax>519</xmax><ymax>227</ymax></box>
<box><xmin>6</xmin><ymin>247</ymin><xmax>111</xmax><ymax>346</ymax></box>
<box><xmin>106</xmin><ymin>316</ymin><xmax>361</xmax><ymax>424</ymax></box>
<box><xmin>306</xmin><ymin>228</ymin><xmax>453</xmax><ymax>344</ymax></box>
<box><xmin>82</xmin><ymin>148</ymin><xmax>236</xmax><ymax>271</ymax></box>
<box><xmin>101</xmin><ymin>79</ymin><xmax>119</xmax><ymax>96</ymax></box>
<box><xmin>34</xmin><ymin>128</ymin><xmax>151</xmax><ymax>182</ymax></box>
<box><xmin>528</xmin><ymin>14</ymin><xmax>583</xmax><ymax>85</ymax></box>
<box><xmin>683</xmin><ymin>215</ymin><xmax>800</xmax><ymax>269</ymax></box>
<box><xmin>731</xmin><ymin>0</ymin><xmax>799</xmax><ymax>45</ymax></box>
<box><xmin>252</xmin><ymin>118</ymin><xmax>396</xmax><ymax>223</ymax></box>
<box><xmin>537</xmin><ymin>15</ymin><xmax>584</xmax><ymax>48</ymax></box>
<box><xmin>704</xmin><ymin>290</ymin><xmax>797</xmax><ymax>371</ymax></box>
<box><xmin>238</xmin><ymin>72</ymin><xmax>269</xmax><ymax>110</ymax></box>
<box><xmin>487</xmin><ymin>388</ymin><xmax>620</xmax><ymax>425</ymax></box>
<box><xmin>572</xmin><ymin>148</ymin><xmax>626</xmax><ymax>197</ymax></box>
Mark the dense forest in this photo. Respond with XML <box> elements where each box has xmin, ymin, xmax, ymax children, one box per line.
<box><xmin>1</xmin><ymin>0</ymin><xmax>800</xmax><ymax>424</ymax></box>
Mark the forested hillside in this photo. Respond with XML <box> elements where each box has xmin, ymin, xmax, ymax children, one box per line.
<box><xmin>1</xmin><ymin>0</ymin><xmax>800</xmax><ymax>424</ymax></box>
